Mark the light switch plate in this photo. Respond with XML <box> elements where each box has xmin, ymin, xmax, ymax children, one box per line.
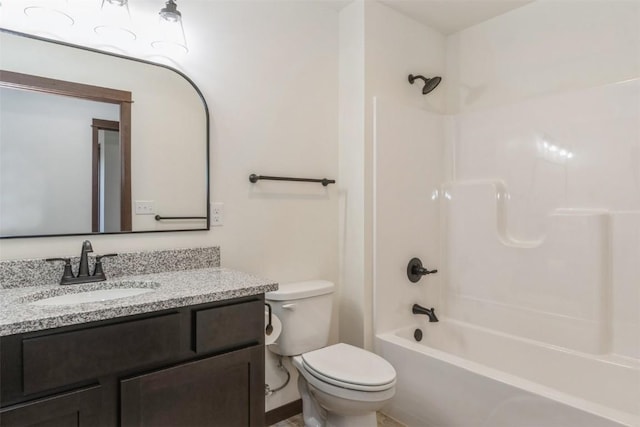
<box><xmin>135</xmin><ymin>200</ymin><xmax>155</xmax><ymax>215</ymax></box>
<box><xmin>211</xmin><ymin>202</ymin><xmax>224</xmax><ymax>226</ymax></box>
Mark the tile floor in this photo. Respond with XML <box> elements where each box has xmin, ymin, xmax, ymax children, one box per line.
<box><xmin>271</xmin><ymin>412</ymin><xmax>405</xmax><ymax>427</ymax></box>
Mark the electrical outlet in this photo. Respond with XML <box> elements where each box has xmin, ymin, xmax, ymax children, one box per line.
<box><xmin>135</xmin><ymin>200</ymin><xmax>155</xmax><ymax>215</ymax></box>
<box><xmin>211</xmin><ymin>202</ymin><xmax>224</xmax><ymax>226</ymax></box>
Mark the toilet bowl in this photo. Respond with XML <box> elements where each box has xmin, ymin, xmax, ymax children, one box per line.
<box><xmin>293</xmin><ymin>343</ymin><xmax>396</xmax><ymax>426</ymax></box>
<box><xmin>266</xmin><ymin>281</ymin><xmax>396</xmax><ymax>427</ymax></box>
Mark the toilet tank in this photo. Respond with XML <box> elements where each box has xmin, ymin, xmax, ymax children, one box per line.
<box><xmin>266</xmin><ymin>280</ymin><xmax>334</xmax><ymax>356</ymax></box>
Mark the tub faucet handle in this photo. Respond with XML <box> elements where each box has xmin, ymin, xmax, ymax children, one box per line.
<box><xmin>407</xmin><ymin>257</ymin><xmax>438</xmax><ymax>283</ymax></box>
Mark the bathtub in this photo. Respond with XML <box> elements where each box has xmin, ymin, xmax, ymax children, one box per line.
<box><xmin>376</xmin><ymin>320</ymin><xmax>640</xmax><ymax>427</ymax></box>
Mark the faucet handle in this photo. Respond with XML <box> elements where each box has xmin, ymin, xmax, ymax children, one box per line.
<box><xmin>96</xmin><ymin>253</ymin><xmax>118</xmax><ymax>262</ymax></box>
<box><xmin>45</xmin><ymin>257</ymin><xmax>70</xmax><ymax>262</ymax></box>
<box><xmin>93</xmin><ymin>253</ymin><xmax>118</xmax><ymax>278</ymax></box>
<box><xmin>46</xmin><ymin>258</ymin><xmax>75</xmax><ymax>283</ymax></box>
<box><xmin>407</xmin><ymin>258</ymin><xmax>438</xmax><ymax>283</ymax></box>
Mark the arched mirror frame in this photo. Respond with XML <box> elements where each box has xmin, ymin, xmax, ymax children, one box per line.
<box><xmin>0</xmin><ymin>28</ymin><xmax>210</xmax><ymax>239</ymax></box>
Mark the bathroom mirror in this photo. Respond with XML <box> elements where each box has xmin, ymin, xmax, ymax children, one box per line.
<box><xmin>0</xmin><ymin>29</ymin><xmax>209</xmax><ymax>238</ymax></box>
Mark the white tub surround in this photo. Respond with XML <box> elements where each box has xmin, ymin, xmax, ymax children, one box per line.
<box><xmin>371</xmin><ymin>2</ymin><xmax>639</xmax><ymax>427</ymax></box>
<box><xmin>443</xmin><ymin>181</ymin><xmax>611</xmax><ymax>354</ymax></box>
<box><xmin>445</xmin><ymin>79</ymin><xmax>640</xmax><ymax>359</ymax></box>
<box><xmin>372</xmin><ymin>80</ymin><xmax>640</xmax><ymax>427</ymax></box>
<box><xmin>377</xmin><ymin>322</ymin><xmax>640</xmax><ymax>427</ymax></box>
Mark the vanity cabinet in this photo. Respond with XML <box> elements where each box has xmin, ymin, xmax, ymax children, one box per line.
<box><xmin>0</xmin><ymin>295</ymin><xmax>265</xmax><ymax>427</ymax></box>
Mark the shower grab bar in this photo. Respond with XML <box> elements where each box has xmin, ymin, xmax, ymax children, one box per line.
<box><xmin>249</xmin><ymin>174</ymin><xmax>335</xmax><ymax>187</ymax></box>
<box><xmin>155</xmin><ymin>215</ymin><xmax>207</xmax><ymax>221</ymax></box>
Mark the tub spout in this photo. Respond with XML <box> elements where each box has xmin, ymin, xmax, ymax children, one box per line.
<box><xmin>412</xmin><ymin>304</ymin><xmax>439</xmax><ymax>322</ymax></box>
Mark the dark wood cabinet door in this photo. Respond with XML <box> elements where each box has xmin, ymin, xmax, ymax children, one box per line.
<box><xmin>120</xmin><ymin>345</ymin><xmax>264</xmax><ymax>427</ymax></box>
<box><xmin>0</xmin><ymin>386</ymin><xmax>100</xmax><ymax>427</ymax></box>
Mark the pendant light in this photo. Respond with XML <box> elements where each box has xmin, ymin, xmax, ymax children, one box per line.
<box><xmin>151</xmin><ymin>0</ymin><xmax>188</xmax><ymax>54</ymax></box>
<box><xmin>94</xmin><ymin>0</ymin><xmax>136</xmax><ymax>42</ymax></box>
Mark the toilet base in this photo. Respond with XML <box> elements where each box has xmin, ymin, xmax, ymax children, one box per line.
<box><xmin>297</xmin><ymin>371</ymin><xmax>386</xmax><ymax>427</ymax></box>
<box><xmin>298</xmin><ymin>375</ymin><xmax>326</xmax><ymax>427</ymax></box>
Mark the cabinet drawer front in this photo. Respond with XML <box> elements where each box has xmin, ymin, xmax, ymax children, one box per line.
<box><xmin>194</xmin><ymin>299</ymin><xmax>263</xmax><ymax>353</ymax></box>
<box><xmin>23</xmin><ymin>313</ymin><xmax>181</xmax><ymax>395</ymax></box>
<box><xmin>0</xmin><ymin>385</ymin><xmax>101</xmax><ymax>427</ymax></box>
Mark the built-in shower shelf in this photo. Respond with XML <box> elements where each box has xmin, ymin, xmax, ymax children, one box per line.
<box><xmin>443</xmin><ymin>180</ymin><xmax>611</xmax><ymax>354</ymax></box>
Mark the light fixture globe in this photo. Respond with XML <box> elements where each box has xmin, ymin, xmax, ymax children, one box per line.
<box><xmin>95</xmin><ymin>0</ymin><xmax>136</xmax><ymax>42</ymax></box>
<box><xmin>152</xmin><ymin>0</ymin><xmax>187</xmax><ymax>54</ymax></box>
<box><xmin>159</xmin><ymin>0</ymin><xmax>181</xmax><ymax>23</ymax></box>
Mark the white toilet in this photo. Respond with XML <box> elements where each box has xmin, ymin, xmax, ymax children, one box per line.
<box><xmin>266</xmin><ymin>280</ymin><xmax>396</xmax><ymax>427</ymax></box>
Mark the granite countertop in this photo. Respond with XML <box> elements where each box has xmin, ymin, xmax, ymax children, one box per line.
<box><xmin>0</xmin><ymin>267</ymin><xmax>278</xmax><ymax>337</ymax></box>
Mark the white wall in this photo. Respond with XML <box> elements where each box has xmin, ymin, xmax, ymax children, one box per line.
<box><xmin>178</xmin><ymin>1</ymin><xmax>340</xmax><ymax>285</ymax></box>
<box><xmin>374</xmin><ymin>99</ymin><xmax>444</xmax><ymax>334</ymax></box>
<box><xmin>0</xmin><ymin>1</ymin><xmax>340</xmax><ymax>411</ymax></box>
<box><xmin>445</xmin><ymin>0</ymin><xmax>640</xmax><ymax>113</ymax></box>
<box><xmin>360</xmin><ymin>1</ymin><xmax>446</xmax><ymax>337</ymax></box>
<box><xmin>0</xmin><ymin>1</ymin><xmax>340</xmax><ymax>294</ymax></box>
<box><xmin>338</xmin><ymin>1</ymin><xmax>367</xmax><ymax>348</ymax></box>
<box><xmin>365</xmin><ymin>1</ymin><xmax>446</xmax><ymax>114</ymax></box>
<box><xmin>339</xmin><ymin>0</ymin><xmax>447</xmax><ymax>349</ymax></box>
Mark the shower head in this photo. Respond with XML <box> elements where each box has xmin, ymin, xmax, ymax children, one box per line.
<box><xmin>408</xmin><ymin>74</ymin><xmax>442</xmax><ymax>94</ymax></box>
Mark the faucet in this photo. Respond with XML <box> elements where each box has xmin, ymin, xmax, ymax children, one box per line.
<box><xmin>412</xmin><ymin>304</ymin><xmax>439</xmax><ymax>322</ymax></box>
<box><xmin>46</xmin><ymin>240</ymin><xmax>117</xmax><ymax>285</ymax></box>
<box><xmin>78</xmin><ymin>240</ymin><xmax>93</xmax><ymax>278</ymax></box>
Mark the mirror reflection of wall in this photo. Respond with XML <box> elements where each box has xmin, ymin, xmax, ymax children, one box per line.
<box><xmin>0</xmin><ymin>30</ymin><xmax>209</xmax><ymax>238</ymax></box>
<box><xmin>98</xmin><ymin>125</ymin><xmax>121</xmax><ymax>233</ymax></box>
<box><xmin>0</xmin><ymin>87</ymin><xmax>119</xmax><ymax>236</ymax></box>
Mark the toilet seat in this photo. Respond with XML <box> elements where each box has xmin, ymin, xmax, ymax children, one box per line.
<box><xmin>301</xmin><ymin>343</ymin><xmax>396</xmax><ymax>392</ymax></box>
<box><xmin>293</xmin><ymin>356</ymin><xmax>396</xmax><ymax>404</ymax></box>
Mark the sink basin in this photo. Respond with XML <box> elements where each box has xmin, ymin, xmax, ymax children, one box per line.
<box><xmin>27</xmin><ymin>283</ymin><xmax>158</xmax><ymax>306</ymax></box>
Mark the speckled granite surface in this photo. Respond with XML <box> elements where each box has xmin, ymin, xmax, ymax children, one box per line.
<box><xmin>0</xmin><ymin>267</ymin><xmax>278</xmax><ymax>336</ymax></box>
<box><xmin>0</xmin><ymin>246</ymin><xmax>220</xmax><ymax>289</ymax></box>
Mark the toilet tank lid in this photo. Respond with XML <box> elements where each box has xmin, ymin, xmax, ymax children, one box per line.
<box><xmin>266</xmin><ymin>280</ymin><xmax>334</xmax><ymax>301</ymax></box>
